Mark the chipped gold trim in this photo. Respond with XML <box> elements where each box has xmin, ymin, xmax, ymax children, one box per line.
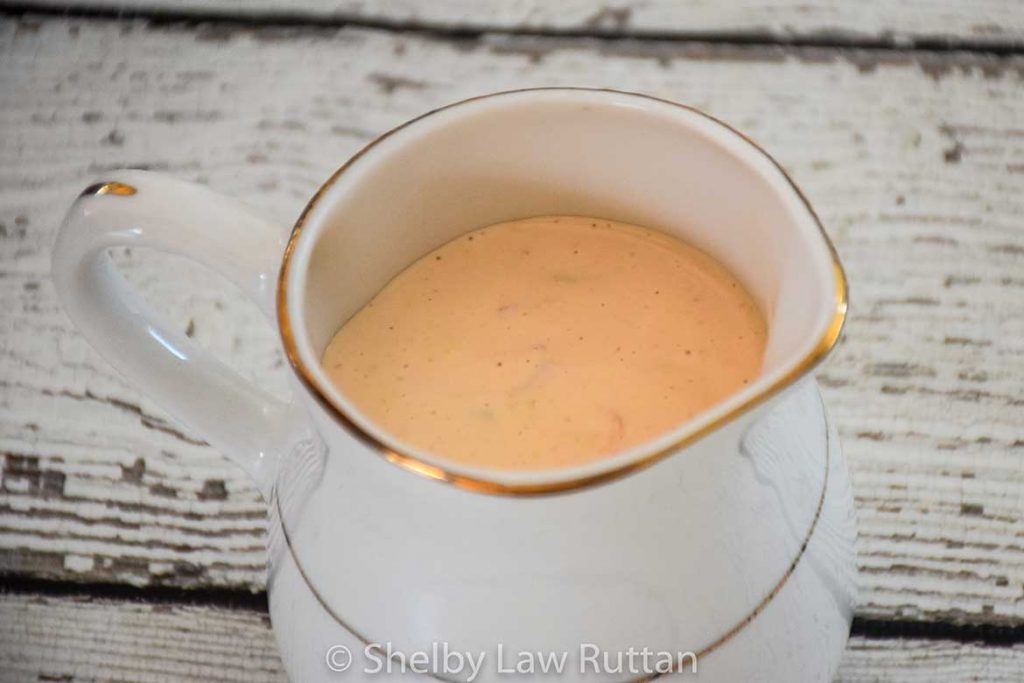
<box><xmin>276</xmin><ymin>87</ymin><xmax>849</xmax><ymax>497</ymax></box>
<box><xmin>80</xmin><ymin>181</ymin><xmax>138</xmax><ymax>197</ymax></box>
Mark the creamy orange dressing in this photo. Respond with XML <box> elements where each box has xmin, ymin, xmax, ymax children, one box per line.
<box><xmin>322</xmin><ymin>216</ymin><xmax>767</xmax><ymax>471</ymax></box>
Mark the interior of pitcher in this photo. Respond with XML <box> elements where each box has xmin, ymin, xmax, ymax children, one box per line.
<box><xmin>279</xmin><ymin>88</ymin><xmax>846</xmax><ymax>492</ymax></box>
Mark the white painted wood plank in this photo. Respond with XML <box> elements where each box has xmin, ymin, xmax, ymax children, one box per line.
<box><xmin>18</xmin><ymin>0</ymin><xmax>1024</xmax><ymax>45</ymax></box>
<box><xmin>0</xmin><ymin>18</ymin><xmax>1022</xmax><ymax>625</ymax></box>
<box><xmin>1</xmin><ymin>593</ymin><xmax>1023</xmax><ymax>682</ymax></box>
<box><xmin>0</xmin><ymin>593</ymin><xmax>285</xmax><ymax>682</ymax></box>
<box><xmin>838</xmin><ymin>638</ymin><xmax>1024</xmax><ymax>681</ymax></box>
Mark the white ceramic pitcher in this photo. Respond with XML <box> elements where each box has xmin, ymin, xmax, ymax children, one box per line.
<box><xmin>53</xmin><ymin>88</ymin><xmax>856</xmax><ymax>683</ymax></box>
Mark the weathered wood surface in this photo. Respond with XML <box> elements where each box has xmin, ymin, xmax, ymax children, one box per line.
<box><xmin>1</xmin><ymin>16</ymin><xmax>1023</xmax><ymax>629</ymax></box>
<box><xmin>16</xmin><ymin>0</ymin><xmax>1024</xmax><ymax>45</ymax></box>
<box><xmin>0</xmin><ymin>593</ymin><xmax>284</xmax><ymax>682</ymax></box>
<box><xmin>2</xmin><ymin>593</ymin><xmax>1024</xmax><ymax>682</ymax></box>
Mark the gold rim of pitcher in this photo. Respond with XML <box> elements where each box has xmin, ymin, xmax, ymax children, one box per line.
<box><xmin>276</xmin><ymin>87</ymin><xmax>849</xmax><ymax>497</ymax></box>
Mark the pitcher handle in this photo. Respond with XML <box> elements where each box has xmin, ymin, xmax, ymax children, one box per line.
<box><xmin>52</xmin><ymin>170</ymin><xmax>303</xmax><ymax>499</ymax></box>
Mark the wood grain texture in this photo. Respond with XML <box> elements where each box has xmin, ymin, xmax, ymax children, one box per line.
<box><xmin>0</xmin><ymin>593</ymin><xmax>284</xmax><ymax>682</ymax></box>
<box><xmin>839</xmin><ymin>638</ymin><xmax>1024</xmax><ymax>681</ymax></box>
<box><xmin>15</xmin><ymin>0</ymin><xmax>1024</xmax><ymax>45</ymax></box>
<box><xmin>0</xmin><ymin>17</ymin><xmax>1023</xmax><ymax>625</ymax></box>
<box><xmin>2</xmin><ymin>593</ymin><xmax>1024</xmax><ymax>682</ymax></box>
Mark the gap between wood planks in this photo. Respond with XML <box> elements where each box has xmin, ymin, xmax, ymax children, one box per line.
<box><xmin>2</xmin><ymin>1</ymin><xmax>1024</xmax><ymax>652</ymax></box>
<box><xmin>2</xmin><ymin>575</ymin><xmax>1024</xmax><ymax>647</ymax></box>
<box><xmin>3</xmin><ymin>2</ymin><xmax>1024</xmax><ymax>57</ymax></box>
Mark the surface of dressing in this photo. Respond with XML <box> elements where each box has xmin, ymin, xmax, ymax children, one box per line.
<box><xmin>322</xmin><ymin>216</ymin><xmax>767</xmax><ymax>471</ymax></box>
